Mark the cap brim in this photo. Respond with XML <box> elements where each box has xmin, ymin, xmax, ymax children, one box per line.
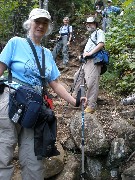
<box><xmin>86</xmin><ymin>21</ymin><xmax>95</xmax><ymax>23</ymax></box>
<box><xmin>30</xmin><ymin>15</ymin><xmax>50</xmax><ymax>21</ymax></box>
<box><xmin>96</xmin><ymin>10</ymin><xmax>102</xmax><ymax>12</ymax></box>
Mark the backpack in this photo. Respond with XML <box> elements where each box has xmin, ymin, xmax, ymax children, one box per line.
<box><xmin>60</xmin><ymin>25</ymin><xmax>75</xmax><ymax>42</ymax></box>
<box><xmin>67</xmin><ymin>25</ymin><xmax>75</xmax><ymax>42</ymax></box>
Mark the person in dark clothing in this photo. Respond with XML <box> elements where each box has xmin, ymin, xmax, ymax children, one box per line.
<box><xmin>94</xmin><ymin>0</ymin><xmax>105</xmax><ymax>10</ymax></box>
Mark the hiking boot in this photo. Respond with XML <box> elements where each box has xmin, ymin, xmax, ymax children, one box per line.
<box><xmin>61</xmin><ymin>63</ymin><xmax>69</xmax><ymax>72</ymax></box>
<box><xmin>59</xmin><ymin>64</ymin><xmax>66</xmax><ymax>69</ymax></box>
<box><xmin>62</xmin><ymin>67</ymin><xmax>69</xmax><ymax>72</ymax></box>
<box><xmin>84</xmin><ymin>107</ymin><xmax>95</xmax><ymax>114</ymax></box>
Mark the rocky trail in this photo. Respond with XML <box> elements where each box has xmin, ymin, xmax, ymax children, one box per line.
<box><xmin>12</xmin><ymin>43</ymin><xmax>135</xmax><ymax>180</ymax></box>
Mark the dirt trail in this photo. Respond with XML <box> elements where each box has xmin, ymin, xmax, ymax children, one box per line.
<box><xmin>12</xmin><ymin>41</ymin><xmax>134</xmax><ymax>179</ymax></box>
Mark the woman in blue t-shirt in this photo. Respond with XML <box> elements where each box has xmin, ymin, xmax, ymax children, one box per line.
<box><xmin>0</xmin><ymin>8</ymin><xmax>86</xmax><ymax>180</ymax></box>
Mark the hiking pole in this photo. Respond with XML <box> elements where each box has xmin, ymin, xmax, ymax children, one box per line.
<box><xmin>61</xmin><ymin>62</ymin><xmax>84</xmax><ymax>119</ymax></box>
<box><xmin>80</xmin><ymin>84</ymin><xmax>85</xmax><ymax>180</ymax></box>
<box><xmin>70</xmin><ymin>62</ymin><xmax>84</xmax><ymax>95</ymax></box>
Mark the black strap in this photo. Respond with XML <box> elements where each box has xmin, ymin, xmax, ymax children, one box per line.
<box><xmin>8</xmin><ymin>68</ymin><xmax>12</xmax><ymax>83</ymax></box>
<box><xmin>67</xmin><ymin>25</ymin><xmax>70</xmax><ymax>34</ymax></box>
<box><xmin>90</xmin><ymin>30</ymin><xmax>105</xmax><ymax>50</ymax></box>
<box><xmin>89</xmin><ymin>30</ymin><xmax>97</xmax><ymax>46</ymax></box>
<box><xmin>26</xmin><ymin>38</ymin><xmax>46</xmax><ymax>87</ymax></box>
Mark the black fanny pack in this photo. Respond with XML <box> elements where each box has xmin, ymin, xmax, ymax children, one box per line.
<box><xmin>61</xmin><ymin>33</ymin><xmax>68</xmax><ymax>36</ymax></box>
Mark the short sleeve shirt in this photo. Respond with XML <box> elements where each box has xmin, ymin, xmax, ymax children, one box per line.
<box><xmin>0</xmin><ymin>37</ymin><xmax>60</xmax><ymax>87</ymax></box>
<box><xmin>84</xmin><ymin>29</ymin><xmax>105</xmax><ymax>53</ymax></box>
<box><xmin>59</xmin><ymin>25</ymin><xmax>72</xmax><ymax>34</ymax></box>
<box><xmin>103</xmin><ymin>6</ymin><xmax>121</xmax><ymax>16</ymax></box>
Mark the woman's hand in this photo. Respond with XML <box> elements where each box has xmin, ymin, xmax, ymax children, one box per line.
<box><xmin>75</xmin><ymin>88</ymin><xmax>87</xmax><ymax>107</ymax></box>
<box><xmin>80</xmin><ymin>97</ymin><xmax>87</xmax><ymax>107</ymax></box>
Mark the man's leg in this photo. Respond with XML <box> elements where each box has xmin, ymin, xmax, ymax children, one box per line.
<box><xmin>102</xmin><ymin>17</ymin><xmax>107</xmax><ymax>32</ymax></box>
<box><xmin>106</xmin><ymin>17</ymin><xmax>111</xmax><ymax>31</ymax></box>
<box><xmin>0</xmin><ymin>87</ymin><xmax>18</xmax><ymax>180</ymax></box>
<box><xmin>84</xmin><ymin>60</ymin><xmax>101</xmax><ymax>110</ymax></box>
<box><xmin>62</xmin><ymin>36</ymin><xmax>69</xmax><ymax>65</ymax></box>
<box><xmin>52</xmin><ymin>40</ymin><xmax>62</xmax><ymax>61</ymax></box>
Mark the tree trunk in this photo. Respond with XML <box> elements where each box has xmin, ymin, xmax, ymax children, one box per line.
<box><xmin>39</xmin><ymin>0</ymin><xmax>48</xmax><ymax>10</ymax></box>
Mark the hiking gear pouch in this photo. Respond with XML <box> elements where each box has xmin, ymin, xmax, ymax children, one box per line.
<box><xmin>9</xmin><ymin>86</ymin><xmax>42</xmax><ymax>128</ymax></box>
<box><xmin>93</xmin><ymin>49</ymin><xmax>109</xmax><ymax>65</ymax></box>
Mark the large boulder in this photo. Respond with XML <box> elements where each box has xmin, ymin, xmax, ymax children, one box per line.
<box><xmin>70</xmin><ymin>112</ymin><xmax>109</xmax><ymax>156</ymax></box>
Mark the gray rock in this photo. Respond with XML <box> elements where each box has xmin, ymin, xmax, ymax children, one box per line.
<box><xmin>121</xmin><ymin>163</ymin><xmax>135</xmax><ymax>180</ymax></box>
<box><xmin>106</xmin><ymin>138</ymin><xmax>131</xmax><ymax>168</ymax></box>
<box><xmin>50</xmin><ymin>154</ymin><xmax>81</xmax><ymax>180</ymax></box>
<box><xmin>70</xmin><ymin>112</ymin><xmax>109</xmax><ymax>156</ymax></box>
<box><xmin>44</xmin><ymin>143</ymin><xmax>65</xmax><ymax>179</ymax></box>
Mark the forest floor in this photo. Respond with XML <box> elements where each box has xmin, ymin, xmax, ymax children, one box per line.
<box><xmin>12</xmin><ymin>41</ymin><xmax>134</xmax><ymax>180</ymax></box>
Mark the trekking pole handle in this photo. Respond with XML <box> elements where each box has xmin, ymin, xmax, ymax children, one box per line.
<box><xmin>80</xmin><ymin>85</ymin><xmax>85</xmax><ymax>98</ymax></box>
<box><xmin>80</xmin><ymin>85</ymin><xmax>85</xmax><ymax>105</ymax></box>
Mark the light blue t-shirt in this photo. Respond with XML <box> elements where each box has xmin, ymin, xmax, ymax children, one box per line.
<box><xmin>0</xmin><ymin>37</ymin><xmax>60</xmax><ymax>88</ymax></box>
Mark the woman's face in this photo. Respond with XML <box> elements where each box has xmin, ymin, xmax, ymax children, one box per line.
<box><xmin>29</xmin><ymin>17</ymin><xmax>49</xmax><ymax>39</ymax></box>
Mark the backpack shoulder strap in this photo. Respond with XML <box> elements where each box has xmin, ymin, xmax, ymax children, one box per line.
<box><xmin>89</xmin><ymin>30</ymin><xmax>97</xmax><ymax>45</ymax></box>
<box><xmin>60</xmin><ymin>26</ymin><xmax>63</xmax><ymax>31</ymax></box>
<box><xmin>26</xmin><ymin>38</ymin><xmax>46</xmax><ymax>88</ymax></box>
<box><xmin>59</xmin><ymin>26</ymin><xmax>63</xmax><ymax>34</ymax></box>
<box><xmin>67</xmin><ymin>25</ymin><xmax>70</xmax><ymax>34</ymax></box>
<box><xmin>95</xmin><ymin>30</ymin><xmax>98</xmax><ymax>41</ymax></box>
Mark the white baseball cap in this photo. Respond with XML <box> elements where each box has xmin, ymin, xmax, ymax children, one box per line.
<box><xmin>27</xmin><ymin>8</ymin><xmax>53</xmax><ymax>35</ymax></box>
<box><xmin>29</xmin><ymin>8</ymin><xmax>51</xmax><ymax>21</ymax></box>
<box><xmin>107</xmin><ymin>0</ymin><xmax>112</xmax><ymax>3</ymax></box>
<box><xmin>86</xmin><ymin>17</ymin><xmax>95</xmax><ymax>23</ymax></box>
<box><xmin>96</xmin><ymin>9</ymin><xmax>102</xmax><ymax>13</ymax></box>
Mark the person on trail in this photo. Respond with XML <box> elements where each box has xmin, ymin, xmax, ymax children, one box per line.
<box><xmin>102</xmin><ymin>0</ymin><xmax>121</xmax><ymax>32</ymax></box>
<box><xmin>73</xmin><ymin>16</ymin><xmax>105</xmax><ymax>114</ymax></box>
<box><xmin>52</xmin><ymin>16</ymin><xmax>73</xmax><ymax>69</ymax></box>
<box><xmin>95</xmin><ymin>9</ymin><xmax>103</xmax><ymax>29</ymax></box>
<box><xmin>94</xmin><ymin>0</ymin><xmax>105</xmax><ymax>10</ymax></box>
<box><xmin>0</xmin><ymin>8</ymin><xmax>86</xmax><ymax>180</ymax></box>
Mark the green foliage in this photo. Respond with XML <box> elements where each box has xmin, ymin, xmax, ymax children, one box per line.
<box><xmin>0</xmin><ymin>0</ymin><xmax>38</xmax><ymax>44</ymax></box>
<box><xmin>0</xmin><ymin>0</ymin><xmax>18</xmax><ymax>41</ymax></box>
<box><xmin>101</xmin><ymin>1</ymin><xmax>135</xmax><ymax>95</ymax></box>
<box><xmin>0</xmin><ymin>0</ymin><xmax>134</xmax><ymax>96</ymax></box>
